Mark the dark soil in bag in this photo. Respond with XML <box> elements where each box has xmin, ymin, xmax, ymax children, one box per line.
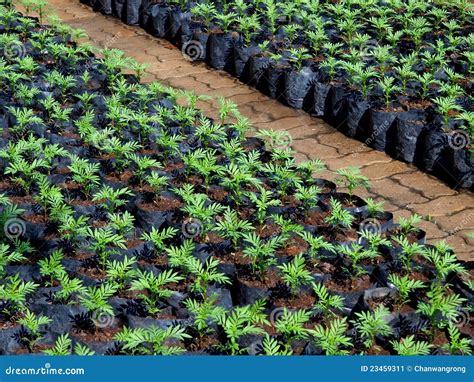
<box><xmin>394</xmin><ymin>109</ymin><xmax>427</xmax><ymax>162</ymax></box>
<box><xmin>366</xmin><ymin>109</ymin><xmax>399</xmax><ymax>152</ymax></box>
<box><xmin>146</xmin><ymin>4</ymin><xmax>170</xmax><ymax>38</ymax></box>
<box><xmin>258</xmin><ymin>62</ymin><xmax>287</xmax><ymax>100</ymax></box>
<box><xmin>111</xmin><ymin>0</ymin><xmax>126</xmax><ymax>18</ymax></box>
<box><xmin>207</xmin><ymin>32</ymin><xmax>236</xmax><ymax>73</ymax></box>
<box><xmin>283</xmin><ymin>67</ymin><xmax>315</xmax><ymax>109</ymax></box>
<box><xmin>307</xmin><ymin>80</ymin><xmax>332</xmax><ymax>117</ymax></box>
<box><xmin>246</xmin><ymin>54</ymin><xmax>271</xmax><ymax>87</ymax></box>
<box><xmin>233</xmin><ymin>44</ymin><xmax>260</xmax><ymax>81</ymax></box>
<box><xmin>94</xmin><ymin>0</ymin><xmax>113</xmax><ymax>15</ymax></box>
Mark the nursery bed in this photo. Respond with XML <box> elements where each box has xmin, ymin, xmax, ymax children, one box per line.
<box><xmin>0</xmin><ymin>5</ymin><xmax>472</xmax><ymax>356</ymax></box>
<box><xmin>81</xmin><ymin>0</ymin><xmax>473</xmax><ymax>189</ymax></box>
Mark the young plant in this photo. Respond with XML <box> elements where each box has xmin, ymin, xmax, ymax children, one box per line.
<box><xmin>352</xmin><ymin>305</ymin><xmax>392</xmax><ymax>350</ymax></box>
<box><xmin>390</xmin><ymin>335</ymin><xmax>432</xmax><ymax>355</ymax></box>
<box><xmin>324</xmin><ymin>198</ymin><xmax>355</xmax><ymax>230</ymax></box>
<box><xmin>16</xmin><ymin>310</ymin><xmax>51</xmax><ymax>351</ymax></box>
<box><xmin>247</xmin><ymin>188</ymin><xmax>281</xmax><ymax>225</ymax></box>
<box><xmin>274</xmin><ymin>308</ymin><xmax>311</xmax><ymax>342</ymax></box>
<box><xmin>106</xmin><ymin>256</ymin><xmax>137</xmax><ymax>292</ymax></box>
<box><xmin>442</xmin><ymin>323</ymin><xmax>472</xmax><ymax>355</ymax></box>
<box><xmin>338</xmin><ymin>243</ymin><xmax>378</xmax><ymax>277</ymax></box>
<box><xmin>92</xmin><ymin>186</ymin><xmax>134</xmax><ymax>214</ymax></box>
<box><xmin>387</xmin><ymin>274</ymin><xmax>425</xmax><ymax>305</ymax></box>
<box><xmin>183</xmin><ymin>297</ymin><xmax>226</xmax><ymax>338</ymax></box>
<box><xmin>416</xmin><ymin>285</ymin><xmax>466</xmax><ymax>336</ymax></box>
<box><xmin>38</xmin><ymin>249</ymin><xmax>66</xmax><ymax>286</ymax></box>
<box><xmin>242</xmin><ymin>232</ymin><xmax>285</xmax><ymax>279</ymax></box>
<box><xmin>335</xmin><ymin>167</ymin><xmax>369</xmax><ymax>200</ymax></box>
<box><xmin>86</xmin><ymin>227</ymin><xmax>127</xmax><ymax>272</ymax></box>
<box><xmin>141</xmin><ymin>226</ymin><xmax>178</xmax><ymax>256</ymax></box>
<box><xmin>312</xmin><ymin>283</ymin><xmax>344</xmax><ymax>321</ymax></box>
<box><xmin>308</xmin><ymin>317</ymin><xmax>352</xmax><ymax>355</ymax></box>
<box><xmin>277</xmin><ymin>255</ymin><xmax>313</xmax><ymax>295</ymax></box>
<box><xmin>299</xmin><ymin>232</ymin><xmax>336</xmax><ymax>260</ymax></box>
<box><xmin>217</xmin><ymin>308</ymin><xmax>265</xmax><ymax>355</ymax></box>
<box><xmin>129</xmin><ymin>269</ymin><xmax>184</xmax><ymax>316</ymax></box>
<box><xmin>0</xmin><ymin>274</ymin><xmax>38</xmax><ymax>318</ymax></box>
<box><xmin>185</xmin><ymin>257</ymin><xmax>230</xmax><ymax>299</ymax></box>
<box><xmin>214</xmin><ymin>208</ymin><xmax>254</xmax><ymax>249</ymax></box>
<box><xmin>115</xmin><ymin>325</ymin><xmax>190</xmax><ymax>355</ymax></box>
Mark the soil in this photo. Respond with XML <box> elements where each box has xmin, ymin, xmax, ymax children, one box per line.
<box><xmin>238</xmin><ymin>269</ymin><xmax>280</xmax><ymax>289</ymax></box>
<box><xmin>325</xmin><ymin>274</ymin><xmax>372</xmax><ymax>293</ymax></box>
<box><xmin>138</xmin><ymin>197</ymin><xmax>182</xmax><ymax>212</ymax></box>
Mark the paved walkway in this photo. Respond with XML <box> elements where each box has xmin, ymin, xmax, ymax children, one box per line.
<box><xmin>34</xmin><ymin>0</ymin><xmax>473</xmax><ymax>260</ymax></box>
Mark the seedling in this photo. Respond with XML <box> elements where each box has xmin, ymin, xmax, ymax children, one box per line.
<box><xmin>214</xmin><ymin>208</ymin><xmax>254</xmax><ymax>249</ymax></box>
<box><xmin>335</xmin><ymin>167</ymin><xmax>369</xmax><ymax>200</ymax></box>
<box><xmin>387</xmin><ymin>274</ymin><xmax>425</xmax><ymax>305</ymax></box>
<box><xmin>115</xmin><ymin>325</ymin><xmax>190</xmax><ymax>355</ymax></box>
<box><xmin>312</xmin><ymin>283</ymin><xmax>344</xmax><ymax>321</ymax></box>
<box><xmin>308</xmin><ymin>317</ymin><xmax>352</xmax><ymax>355</ymax></box>
<box><xmin>278</xmin><ymin>255</ymin><xmax>313</xmax><ymax>295</ymax></box>
<box><xmin>185</xmin><ymin>256</ymin><xmax>230</xmax><ymax>299</ymax></box>
<box><xmin>16</xmin><ymin>310</ymin><xmax>51</xmax><ymax>351</ymax></box>
<box><xmin>352</xmin><ymin>305</ymin><xmax>392</xmax><ymax>350</ymax></box>
<box><xmin>391</xmin><ymin>335</ymin><xmax>432</xmax><ymax>355</ymax></box>
<box><xmin>130</xmin><ymin>269</ymin><xmax>184</xmax><ymax>316</ymax></box>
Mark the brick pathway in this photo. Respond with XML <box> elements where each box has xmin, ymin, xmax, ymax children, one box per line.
<box><xmin>34</xmin><ymin>0</ymin><xmax>473</xmax><ymax>260</ymax></box>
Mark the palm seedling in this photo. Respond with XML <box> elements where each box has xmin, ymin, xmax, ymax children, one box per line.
<box><xmin>214</xmin><ymin>207</ymin><xmax>254</xmax><ymax>249</ymax></box>
<box><xmin>390</xmin><ymin>335</ymin><xmax>432</xmax><ymax>355</ymax></box>
<box><xmin>308</xmin><ymin>317</ymin><xmax>352</xmax><ymax>355</ymax></box>
<box><xmin>86</xmin><ymin>227</ymin><xmax>127</xmax><ymax>272</ymax></box>
<box><xmin>416</xmin><ymin>285</ymin><xmax>466</xmax><ymax>339</ymax></box>
<box><xmin>277</xmin><ymin>255</ymin><xmax>313</xmax><ymax>296</ymax></box>
<box><xmin>185</xmin><ymin>256</ymin><xmax>230</xmax><ymax>299</ymax></box>
<box><xmin>129</xmin><ymin>269</ymin><xmax>183</xmax><ymax>316</ymax></box>
<box><xmin>387</xmin><ymin>274</ymin><xmax>425</xmax><ymax>306</ymax></box>
<box><xmin>183</xmin><ymin>297</ymin><xmax>226</xmax><ymax>338</ymax></box>
<box><xmin>16</xmin><ymin>310</ymin><xmax>51</xmax><ymax>352</ymax></box>
<box><xmin>115</xmin><ymin>325</ymin><xmax>190</xmax><ymax>355</ymax></box>
<box><xmin>352</xmin><ymin>305</ymin><xmax>392</xmax><ymax>350</ymax></box>
<box><xmin>242</xmin><ymin>232</ymin><xmax>285</xmax><ymax>280</ymax></box>
<box><xmin>312</xmin><ymin>283</ymin><xmax>344</xmax><ymax>321</ymax></box>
